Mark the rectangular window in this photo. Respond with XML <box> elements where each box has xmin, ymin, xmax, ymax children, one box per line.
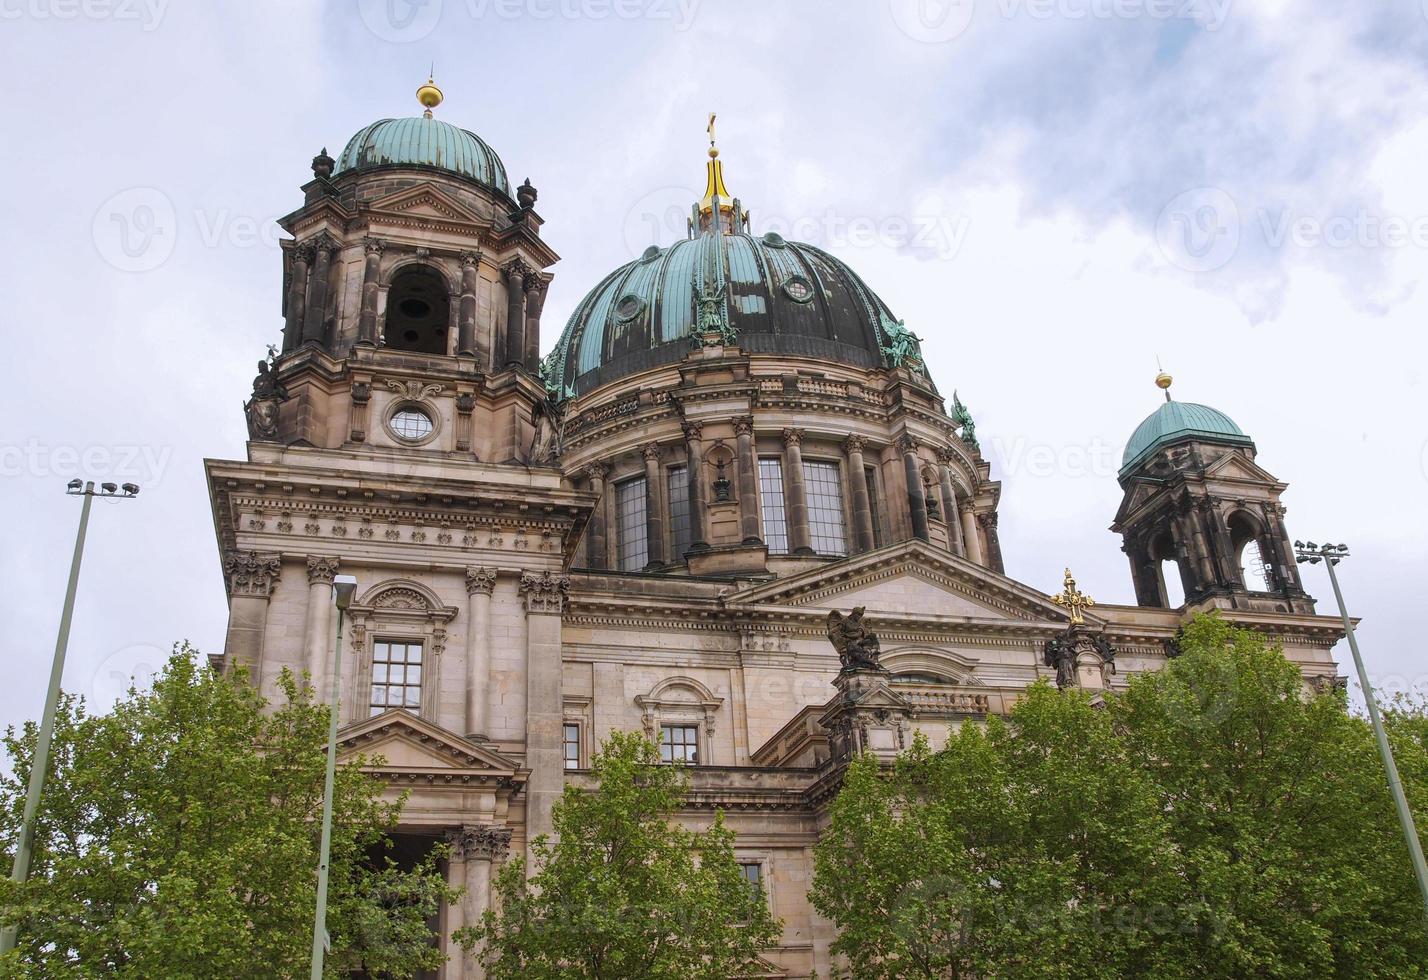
<box><xmin>758</xmin><ymin>457</ymin><xmax>789</xmax><ymax>555</ymax></box>
<box><xmin>616</xmin><ymin>476</ymin><xmax>649</xmax><ymax>571</ymax></box>
<box><xmin>739</xmin><ymin>862</ymin><xmax>763</xmax><ymax>893</ymax></box>
<box><xmin>803</xmin><ymin>460</ymin><xmax>847</xmax><ymax>556</ymax></box>
<box><xmin>865</xmin><ymin>467</ymin><xmax>885</xmax><ymax>548</ymax></box>
<box><xmin>563</xmin><ymin>723</ymin><xmax>581</xmax><ymax>770</ymax></box>
<box><xmin>668</xmin><ymin>464</ymin><xmax>691</xmax><ymax>561</ymax></box>
<box><xmin>659</xmin><ymin>724</ymin><xmax>699</xmax><ymax>764</ymax></box>
<box><xmin>369</xmin><ymin>640</ymin><xmax>423</xmax><ymax>717</ymax></box>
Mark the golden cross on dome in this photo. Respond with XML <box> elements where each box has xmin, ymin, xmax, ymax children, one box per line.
<box><xmin>1052</xmin><ymin>568</ymin><xmax>1095</xmax><ymax>625</ymax></box>
<box><xmin>707</xmin><ymin>112</ymin><xmax>718</xmax><ymax>156</ymax></box>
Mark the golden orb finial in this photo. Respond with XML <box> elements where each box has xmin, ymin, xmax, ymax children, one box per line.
<box><xmin>1155</xmin><ymin>370</ymin><xmax>1173</xmax><ymax>401</ymax></box>
<box><xmin>416</xmin><ymin>76</ymin><xmax>444</xmax><ymax>118</ymax></box>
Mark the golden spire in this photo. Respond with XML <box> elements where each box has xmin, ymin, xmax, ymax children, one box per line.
<box><xmin>1052</xmin><ymin>568</ymin><xmax>1096</xmax><ymax>625</ymax></box>
<box><xmin>416</xmin><ymin>73</ymin><xmax>444</xmax><ymax>119</ymax></box>
<box><xmin>698</xmin><ymin>111</ymin><xmax>734</xmax><ymax>215</ymax></box>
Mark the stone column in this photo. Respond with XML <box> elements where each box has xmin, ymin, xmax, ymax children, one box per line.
<box><xmin>464</xmin><ymin>568</ymin><xmax>497</xmax><ymax>740</ymax></box>
<box><xmin>504</xmin><ymin>261</ymin><xmax>527</xmax><ymax>369</ymax></box>
<box><xmin>899</xmin><ymin>434</ymin><xmax>930</xmax><ymax>543</ymax></box>
<box><xmin>734</xmin><ymin>416</ymin><xmax>761</xmax><ymax>545</ymax></box>
<box><xmin>458</xmin><ymin>825</ymin><xmax>512</xmax><ymax>977</ymax></box>
<box><xmin>782</xmin><ymin>428</ymin><xmax>814</xmax><ymax>555</ymax></box>
<box><xmin>443</xmin><ymin>829</ymin><xmax>467</xmax><ymax>971</ymax></box>
<box><xmin>304</xmin><ymin>556</ymin><xmax>339</xmax><ymax>697</ymax></box>
<box><xmin>979</xmin><ymin>512</ymin><xmax>1005</xmax><ymax>573</ymax></box>
<box><xmin>683</xmin><ymin>422</ymin><xmax>709</xmax><ymax>554</ymax></box>
<box><xmin>642</xmin><ymin>443</ymin><xmax>667</xmax><ymax>569</ymax></box>
<box><xmin>457</xmin><ymin>250</ymin><xmax>481</xmax><ymax>360</ymax></box>
<box><xmin>1263</xmin><ymin>502</ymin><xmax>1305</xmax><ymax>592</ymax></box>
<box><xmin>959</xmin><ymin>502</ymin><xmax>984</xmax><ymax>565</ymax></box>
<box><xmin>935</xmin><ymin>448</ymin><xmax>965</xmax><ymax>556</ymax></box>
<box><xmin>1126</xmin><ymin>541</ymin><xmax>1162</xmax><ymax>606</ymax></box>
<box><xmin>356</xmin><ymin>238</ymin><xmax>383</xmax><ymax>347</ymax></box>
<box><xmin>584</xmin><ymin>463</ymin><xmax>609</xmax><ymax>569</ymax></box>
<box><xmin>519</xmin><ymin>573</ymin><xmax>568</xmax><ymax>848</ymax></box>
<box><xmin>282</xmin><ymin>243</ymin><xmax>312</xmax><ymax>353</ymax></box>
<box><xmin>221</xmin><ymin>551</ymin><xmax>280</xmax><ymax>678</ymax></box>
<box><xmin>843</xmin><ymin>435</ymin><xmax>875</xmax><ymax>554</ymax></box>
<box><xmin>302</xmin><ymin>236</ymin><xmax>337</xmax><ymax>348</ymax></box>
<box><xmin>524</xmin><ymin>275</ymin><xmax>545</xmax><ymax>373</ymax></box>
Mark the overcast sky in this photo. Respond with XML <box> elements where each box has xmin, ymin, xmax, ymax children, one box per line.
<box><xmin>0</xmin><ymin>0</ymin><xmax>1424</xmax><ymax>733</ymax></box>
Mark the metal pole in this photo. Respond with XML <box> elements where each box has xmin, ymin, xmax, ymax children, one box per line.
<box><xmin>310</xmin><ymin>603</ymin><xmax>345</xmax><ymax>978</ymax></box>
<box><xmin>1322</xmin><ymin>557</ymin><xmax>1428</xmax><ymax>930</ymax></box>
<box><xmin>0</xmin><ymin>486</ymin><xmax>95</xmax><ymax>955</ymax></box>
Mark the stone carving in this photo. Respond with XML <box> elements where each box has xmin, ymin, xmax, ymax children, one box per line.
<box><xmin>223</xmin><ymin>551</ymin><xmax>281</xmax><ymax>598</ymax></box>
<box><xmin>951</xmin><ymin>391</ymin><xmax>979</xmax><ymax>451</ymax></box>
<box><xmin>1043</xmin><ymin>630</ymin><xmax>1117</xmax><ymax>690</ymax></box>
<box><xmin>530</xmin><ymin>396</ymin><xmax>563</xmax><ymax>465</ymax></box>
<box><xmin>372</xmin><ymin>587</ymin><xmax>428</xmax><ymax>610</ymax></box>
<box><xmin>712</xmin><ymin>458</ymin><xmax>732</xmax><ymax>502</ymax></box>
<box><xmin>519</xmin><ymin>571</ymin><xmax>570</xmax><ymax>614</ymax></box>
<box><xmin>453</xmin><ymin>824</ymin><xmax>513</xmax><ymax>861</ymax></box>
<box><xmin>385</xmin><ymin>379</ymin><xmax>443</xmax><ymax>402</ymax></box>
<box><xmin>781</xmin><ymin>427</ymin><xmax>804</xmax><ymax>448</ymax></box>
<box><xmin>695</xmin><ymin>285</ymin><xmax>736</xmax><ymax>346</ymax></box>
<box><xmin>826</xmin><ymin>607</ymin><xmax>884</xmax><ymax>674</ymax></box>
<box><xmin>465</xmin><ymin>567</ymin><xmax>497</xmax><ymax>595</ymax></box>
<box><xmin>244</xmin><ymin>349</ymin><xmax>287</xmax><ymax>441</ymax></box>
<box><xmin>310</xmin><ymin>147</ymin><xmax>334</xmax><ymax>180</ymax></box>
<box><xmin>517</xmin><ymin>178</ymin><xmax>538</xmax><ymax>210</ymax></box>
<box><xmin>306</xmin><ymin>556</ymin><xmax>340</xmax><ymax>585</ymax></box>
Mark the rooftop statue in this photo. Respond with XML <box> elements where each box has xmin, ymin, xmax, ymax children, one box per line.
<box><xmin>827</xmin><ymin>607</ymin><xmax>884</xmax><ymax>674</ymax></box>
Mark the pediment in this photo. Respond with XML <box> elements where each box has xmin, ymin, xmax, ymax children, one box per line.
<box><xmin>727</xmin><ymin>540</ymin><xmax>1093</xmax><ymax>626</ymax></box>
<box><xmin>741</xmin><ymin>955</ymin><xmax>790</xmax><ymax>978</ymax></box>
<box><xmin>363</xmin><ymin>184</ymin><xmax>486</xmax><ymax>228</ymax></box>
<box><xmin>338</xmin><ymin>709</ymin><xmax>523</xmax><ymax>776</ymax></box>
<box><xmin>1202</xmin><ymin>450</ymin><xmax>1280</xmax><ymax>486</ymax></box>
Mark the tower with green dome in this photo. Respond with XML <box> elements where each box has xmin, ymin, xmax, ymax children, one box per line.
<box><xmin>1111</xmin><ymin>372</ymin><xmax>1312</xmax><ymax>614</ymax></box>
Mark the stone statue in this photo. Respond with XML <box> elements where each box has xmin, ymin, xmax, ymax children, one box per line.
<box><xmin>951</xmin><ymin>391</ymin><xmax>978</xmax><ymax>451</ymax></box>
<box><xmin>529</xmin><ymin>396</ymin><xmax>563</xmax><ymax>465</ymax></box>
<box><xmin>878</xmin><ymin>314</ymin><xmax>923</xmax><ymax>367</ymax></box>
<box><xmin>1042</xmin><ymin>635</ymin><xmax>1076</xmax><ymax>690</ymax></box>
<box><xmin>244</xmin><ymin>350</ymin><xmax>287</xmax><ymax>441</ymax></box>
<box><xmin>827</xmin><ymin>607</ymin><xmax>884</xmax><ymax>673</ymax></box>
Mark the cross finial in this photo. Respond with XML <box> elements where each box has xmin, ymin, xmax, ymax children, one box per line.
<box><xmin>1052</xmin><ymin>567</ymin><xmax>1095</xmax><ymax>625</ymax></box>
<box><xmin>707</xmin><ymin>112</ymin><xmax>718</xmax><ymax>158</ymax></box>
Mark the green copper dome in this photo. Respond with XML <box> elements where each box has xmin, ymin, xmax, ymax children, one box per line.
<box><xmin>335</xmin><ymin>117</ymin><xmax>511</xmax><ymax>197</ymax></box>
<box><xmin>1121</xmin><ymin>399</ymin><xmax>1253</xmax><ymax>475</ymax></box>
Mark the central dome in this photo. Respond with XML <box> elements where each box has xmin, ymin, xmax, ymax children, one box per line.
<box><xmin>545</xmin><ymin>229</ymin><xmax>924</xmax><ymax>400</ymax></box>
<box><xmin>335</xmin><ymin>116</ymin><xmax>511</xmax><ymax>198</ymax></box>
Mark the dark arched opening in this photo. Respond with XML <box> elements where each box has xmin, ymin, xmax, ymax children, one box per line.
<box><xmin>1228</xmin><ymin>513</ymin><xmax>1271</xmax><ymax>592</ymax></box>
<box><xmin>384</xmin><ymin>266</ymin><xmax>450</xmax><ymax>354</ymax></box>
<box><xmin>1149</xmin><ymin>530</ymin><xmax>1188</xmax><ymax>608</ymax></box>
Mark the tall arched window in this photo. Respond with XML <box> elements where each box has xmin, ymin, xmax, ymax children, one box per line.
<box><xmin>1229</xmin><ymin>513</ymin><xmax>1272</xmax><ymax>592</ymax></box>
<box><xmin>384</xmin><ymin>265</ymin><xmax>450</xmax><ymax>354</ymax></box>
<box><xmin>1150</xmin><ymin>531</ymin><xmax>1187</xmax><ymax>608</ymax></box>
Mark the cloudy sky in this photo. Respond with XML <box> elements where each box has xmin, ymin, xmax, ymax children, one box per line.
<box><xmin>0</xmin><ymin>0</ymin><xmax>1423</xmax><ymax>733</ymax></box>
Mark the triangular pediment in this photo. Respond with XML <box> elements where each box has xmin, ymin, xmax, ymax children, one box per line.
<box><xmin>1202</xmin><ymin>449</ymin><xmax>1281</xmax><ymax>486</ymax></box>
<box><xmin>739</xmin><ymin>954</ymin><xmax>790</xmax><ymax>978</ymax></box>
<box><xmin>364</xmin><ymin>184</ymin><xmax>486</xmax><ymax>228</ymax></box>
<box><xmin>338</xmin><ymin>709</ymin><xmax>524</xmax><ymax>776</ymax></box>
<box><xmin>728</xmin><ymin>540</ymin><xmax>1094</xmax><ymax>626</ymax></box>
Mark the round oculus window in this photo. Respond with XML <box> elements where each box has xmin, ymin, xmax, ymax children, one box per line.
<box><xmin>615</xmin><ymin>294</ymin><xmax>646</xmax><ymax>323</ymax></box>
<box><xmin>782</xmin><ymin>277</ymin><xmax>814</xmax><ymax>303</ymax></box>
<box><xmin>389</xmin><ymin>407</ymin><xmax>434</xmax><ymax>441</ymax></box>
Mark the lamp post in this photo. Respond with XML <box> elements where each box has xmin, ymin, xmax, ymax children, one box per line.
<box><xmin>1</xmin><ymin>480</ymin><xmax>139</xmax><ymax>955</ymax></box>
<box><xmin>1295</xmin><ymin>540</ymin><xmax>1428</xmax><ymax>931</ymax></box>
<box><xmin>311</xmin><ymin>574</ymin><xmax>357</xmax><ymax>978</ymax></box>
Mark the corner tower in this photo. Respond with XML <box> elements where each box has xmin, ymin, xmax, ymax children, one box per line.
<box><xmin>205</xmin><ymin>81</ymin><xmax>594</xmax><ymax>860</ymax></box>
<box><xmin>1111</xmin><ymin>372</ymin><xmax>1312</xmax><ymax>614</ymax></box>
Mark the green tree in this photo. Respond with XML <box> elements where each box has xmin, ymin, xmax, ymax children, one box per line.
<box><xmin>812</xmin><ymin>614</ymin><xmax>1428</xmax><ymax>978</ymax></box>
<box><xmin>0</xmin><ymin>645</ymin><xmax>454</xmax><ymax>979</ymax></box>
<box><xmin>469</xmin><ymin>730</ymin><xmax>780</xmax><ymax>979</ymax></box>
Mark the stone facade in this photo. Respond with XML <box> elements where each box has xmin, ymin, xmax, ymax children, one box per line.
<box><xmin>205</xmin><ymin>98</ymin><xmax>1346</xmax><ymax>979</ymax></box>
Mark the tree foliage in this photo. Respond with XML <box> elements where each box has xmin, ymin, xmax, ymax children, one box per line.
<box><xmin>0</xmin><ymin>645</ymin><xmax>453</xmax><ymax>979</ymax></box>
<box><xmin>812</xmin><ymin>614</ymin><xmax>1428</xmax><ymax>978</ymax></box>
<box><xmin>469</xmin><ymin>730</ymin><xmax>780</xmax><ymax>979</ymax></box>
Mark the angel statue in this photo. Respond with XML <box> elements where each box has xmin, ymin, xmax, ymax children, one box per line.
<box><xmin>826</xmin><ymin>607</ymin><xmax>884</xmax><ymax>674</ymax></box>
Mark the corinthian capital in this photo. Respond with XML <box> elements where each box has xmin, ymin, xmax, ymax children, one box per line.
<box><xmin>451</xmin><ymin>824</ymin><xmax>513</xmax><ymax>862</ymax></box>
<box><xmin>733</xmin><ymin>415</ymin><xmax>755</xmax><ymax>437</ymax></box>
<box><xmin>642</xmin><ymin>443</ymin><xmax>662</xmax><ymax>462</ymax></box>
<box><xmin>781</xmin><ymin>427</ymin><xmax>804</xmax><ymax>448</ymax></box>
<box><xmin>362</xmin><ymin>236</ymin><xmax>385</xmax><ymax>256</ymax></box>
<box><xmin>519</xmin><ymin>570</ymin><xmax>570</xmax><ymax>614</ymax></box>
<box><xmin>842</xmin><ymin>434</ymin><xmax>868</xmax><ymax>455</ymax></box>
<box><xmin>465</xmin><ymin>567</ymin><xmax>497</xmax><ymax>596</ymax></box>
<box><xmin>682</xmin><ymin>421</ymin><xmax>704</xmax><ymax>443</ymax></box>
<box><xmin>306</xmin><ymin>555</ymin><xmax>340</xmax><ymax>585</ymax></box>
<box><xmin>503</xmin><ymin>258</ymin><xmax>531</xmax><ymax>282</ymax></box>
<box><xmin>897</xmin><ymin>432</ymin><xmax>919</xmax><ymax>454</ymax></box>
<box><xmin>935</xmin><ymin>445</ymin><xmax>958</xmax><ymax>465</ymax></box>
<box><xmin>223</xmin><ymin>551</ymin><xmax>281</xmax><ymax>598</ymax></box>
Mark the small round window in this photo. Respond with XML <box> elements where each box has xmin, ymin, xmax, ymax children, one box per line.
<box><xmin>390</xmin><ymin>407</ymin><xmax>434</xmax><ymax>441</ymax></box>
<box><xmin>615</xmin><ymin>294</ymin><xmax>646</xmax><ymax>323</ymax></box>
<box><xmin>782</xmin><ymin>276</ymin><xmax>815</xmax><ymax>303</ymax></box>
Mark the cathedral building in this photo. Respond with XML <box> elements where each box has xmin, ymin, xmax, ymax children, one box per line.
<box><xmin>205</xmin><ymin>82</ymin><xmax>1345</xmax><ymax>978</ymax></box>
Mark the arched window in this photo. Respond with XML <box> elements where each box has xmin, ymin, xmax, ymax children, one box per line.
<box><xmin>384</xmin><ymin>265</ymin><xmax>450</xmax><ymax>354</ymax></box>
<box><xmin>1150</xmin><ymin>531</ymin><xmax>1187</xmax><ymax>608</ymax></box>
<box><xmin>1228</xmin><ymin>513</ymin><xmax>1272</xmax><ymax>592</ymax></box>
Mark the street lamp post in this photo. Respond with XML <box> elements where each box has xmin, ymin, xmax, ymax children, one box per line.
<box><xmin>1295</xmin><ymin>540</ymin><xmax>1428</xmax><ymax>932</ymax></box>
<box><xmin>1</xmin><ymin>480</ymin><xmax>139</xmax><ymax>955</ymax></box>
<box><xmin>311</xmin><ymin>573</ymin><xmax>357</xmax><ymax>979</ymax></box>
